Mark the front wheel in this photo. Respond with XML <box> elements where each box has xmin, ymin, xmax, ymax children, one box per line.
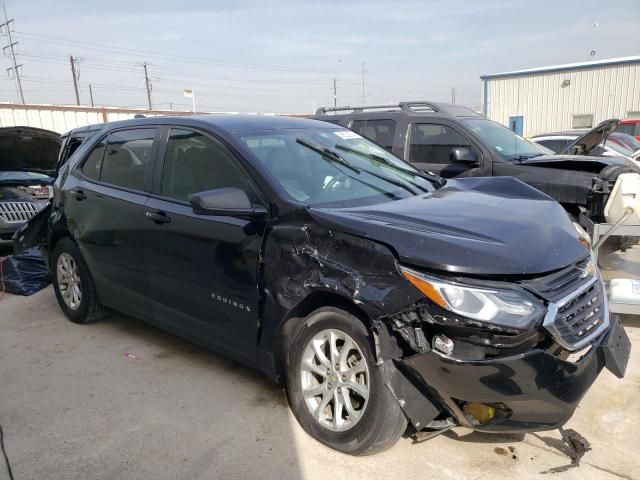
<box><xmin>285</xmin><ymin>307</ymin><xmax>407</xmax><ymax>455</ymax></box>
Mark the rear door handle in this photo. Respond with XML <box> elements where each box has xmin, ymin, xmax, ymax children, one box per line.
<box><xmin>68</xmin><ymin>188</ymin><xmax>87</xmax><ymax>201</ymax></box>
<box><xmin>145</xmin><ymin>210</ymin><xmax>171</xmax><ymax>225</ymax></box>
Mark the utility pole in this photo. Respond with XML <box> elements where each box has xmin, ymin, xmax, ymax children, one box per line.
<box><xmin>361</xmin><ymin>62</ymin><xmax>366</xmax><ymax>105</ymax></box>
<box><xmin>1</xmin><ymin>3</ymin><xmax>24</xmax><ymax>104</ymax></box>
<box><xmin>69</xmin><ymin>56</ymin><xmax>80</xmax><ymax>105</ymax></box>
<box><xmin>143</xmin><ymin>62</ymin><xmax>152</xmax><ymax>110</ymax></box>
<box><xmin>333</xmin><ymin>78</ymin><xmax>337</xmax><ymax>109</ymax></box>
<box><xmin>88</xmin><ymin>84</ymin><xmax>94</xmax><ymax>107</ymax></box>
<box><xmin>451</xmin><ymin>87</ymin><xmax>456</xmax><ymax>104</ymax></box>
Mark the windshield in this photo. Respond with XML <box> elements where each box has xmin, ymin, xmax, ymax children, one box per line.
<box><xmin>609</xmin><ymin>134</ymin><xmax>640</xmax><ymax>153</ymax></box>
<box><xmin>605</xmin><ymin>140</ymin><xmax>635</xmax><ymax>157</ymax></box>
<box><xmin>236</xmin><ymin>128</ymin><xmax>438</xmax><ymax>207</ymax></box>
<box><xmin>459</xmin><ymin>118</ymin><xmax>547</xmax><ymax>160</ymax></box>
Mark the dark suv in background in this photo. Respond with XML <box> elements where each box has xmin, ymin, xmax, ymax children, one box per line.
<box><xmin>312</xmin><ymin>102</ymin><xmax>640</xmax><ymax>248</ymax></box>
<box><xmin>15</xmin><ymin>114</ymin><xmax>630</xmax><ymax>455</ymax></box>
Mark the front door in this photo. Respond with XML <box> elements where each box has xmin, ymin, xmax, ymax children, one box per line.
<box><xmin>143</xmin><ymin>127</ymin><xmax>266</xmax><ymax>364</ymax></box>
<box><xmin>509</xmin><ymin>116</ymin><xmax>524</xmax><ymax>136</ymax></box>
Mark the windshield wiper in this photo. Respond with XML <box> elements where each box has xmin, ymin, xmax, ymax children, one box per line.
<box><xmin>296</xmin><ymin>138</ymin><xmax>360</xmax><ymax>174</ymax></box>
<box><xmin>510</xmin><ymin>154</ymin><xmax>541</xmax><ymax>163</ymax></box>
<box><xmin>297</xmin><ymin>138</ymin><xmax>421</xmax><ymax>196</ymax></box>
<box><xmin>334</xmin><ymin>144</ymin><xmax>445</xmax><ymax>186</ymax></box>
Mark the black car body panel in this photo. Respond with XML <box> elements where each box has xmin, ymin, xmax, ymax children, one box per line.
<box><xmin>309</xmin><ymin>176</ymin><xmax>587</xmax><ymax>275</ymax></box>
<box><xmin>16</xmin><ymin>114</ymin><xmax>630</xmax><ymax>438</ymax></box>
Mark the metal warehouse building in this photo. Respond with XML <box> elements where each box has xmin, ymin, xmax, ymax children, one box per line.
<box><xmin>480</xmin><ymin>56</ymin><xmax>640</xmax><ymax>137</ymax></box>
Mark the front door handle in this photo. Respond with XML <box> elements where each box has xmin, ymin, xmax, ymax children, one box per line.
<box><xmin>145</xmin><ymin>210</ymin><xmax>171</xmax><ymax>225</ymax></box>
<box><xmin>68</xmin><ymin>188</ymin><xmax>86</xmax><ymax>201</ymax></box>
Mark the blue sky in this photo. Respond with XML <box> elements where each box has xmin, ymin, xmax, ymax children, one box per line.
<box><xmin>2</xmin><ymin>0</ymin><xmax>639</xmax><ymax>113</ymax></box>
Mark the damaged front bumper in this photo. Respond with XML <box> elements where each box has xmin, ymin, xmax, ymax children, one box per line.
<box><xmin>395</xmin><ymin>315</ymin><xmax>630</xmax><ymax>433</ymax></box>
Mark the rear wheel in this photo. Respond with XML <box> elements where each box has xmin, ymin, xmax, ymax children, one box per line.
<box><xmin>52</xmin><ymin>238</ymin><xmax>106</xmax><ymax>324</ymax></box>
<box><xmin>285</xmin><ymin>307</ymin><xmax>407</xmax><ymax>455</ymax></box>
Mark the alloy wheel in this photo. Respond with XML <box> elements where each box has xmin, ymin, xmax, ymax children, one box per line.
<box><xmin>300</xmin><ymin>328</ymin><xmax>370</xmax><ymax>432</ymax></box>
<box><xmin>56</xmin><ymin>252</ymin><xmax>82</xmax><ymax>310</ymax></box>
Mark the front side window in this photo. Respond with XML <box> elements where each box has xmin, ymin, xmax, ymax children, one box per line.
<box><xmin>236</xmin><ymin>127</ymin><xmax>438</xmax><ymax>208</ymax></box>
<box><xmin>409</xmin><ymin>124</ymin><xmax>470</xmax><ymax>164</ymax></box>
<box><xmin>161</xmin><ymin>128</ymin><xmax>253</xmax><ymax>202</ymax></box>
<box><xmin>98</xmin><ymin>129</ymin><xmax>155</xmax><ymax>190</ymax></box>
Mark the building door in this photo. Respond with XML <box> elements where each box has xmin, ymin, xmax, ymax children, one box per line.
<box><xmin>509</xmin><ymin>116</ymin><xmax>524</xmax><ymax>136</ymax></box>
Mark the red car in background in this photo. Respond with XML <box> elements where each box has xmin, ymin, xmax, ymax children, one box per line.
<box><xmin>619</xmin><ymin>119</ymin><xmax>640</xmax><ymax>140</ymax></box>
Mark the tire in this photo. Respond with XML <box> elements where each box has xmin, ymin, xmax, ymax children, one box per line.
<box><xmin>51</xmin><ymin>237</ymin><xmax>107</xmax><ymax>324</ymax></box>
<box><xmin>285</xmin><ymin>307</ymin><xmax>407</xmax><ymax>455</ymax></box>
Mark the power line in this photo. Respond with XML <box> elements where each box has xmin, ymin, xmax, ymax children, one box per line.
<box><xmin>0</xmin><ymin>3</ymin><xmax>24</xmax><ymax>103</ymax></box>
<box><xmin>13</xmin><ymin>30</ymin><xmax>352</xmax><ymax>74</ymax></box>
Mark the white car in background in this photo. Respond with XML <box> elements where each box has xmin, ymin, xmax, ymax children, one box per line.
<box><xmin>530</xmin><ymin>119</ymin><xmax>640</xmax><ymax>165</ymax></box>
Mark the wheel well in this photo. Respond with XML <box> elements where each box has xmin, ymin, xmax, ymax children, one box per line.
<box><xmin>47</xmin><ymin>230</ymin><xmax>71</xmax><ymax>261</ymax></box>
<box><xmin>273</xmin><ymin>291</ymin><xmax>371</xmax><ymax>384</ymax></box>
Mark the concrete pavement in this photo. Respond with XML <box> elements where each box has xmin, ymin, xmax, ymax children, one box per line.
<box><xmin>0</xmin><ymin>262</ymin><xmax>639</xmax><ymax>479</ymax></box>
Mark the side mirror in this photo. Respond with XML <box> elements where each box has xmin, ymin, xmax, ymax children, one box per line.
<box><xmin>190</xmin><ymin>187</ymin><xmax>267</xmax><ymax>218</ymax></box>
<box><xmin>449</xmin><ymin>147</ymin><xmax>478</xmax><ymax>164</ymax></box>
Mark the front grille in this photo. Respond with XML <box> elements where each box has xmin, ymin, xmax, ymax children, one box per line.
<box><xmin>0</xmin><ymin>201</ymin><xmax>45</xmax><ymax>224</ymax></box>
<box><xmin>543</xmin><ymin>277</ymin><xmax>609</xmax><ymax>351</ymax></box>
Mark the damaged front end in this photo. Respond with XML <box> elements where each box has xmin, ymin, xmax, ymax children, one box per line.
<box><xmin>377</xmin><ymin>258</ymin><xmax>630</xmax><ymax>434</ymax></box>
<box><xmin>0</xmin><ymin>126</ymin><xmax>60</xmax><ymax>246</ymax></box>
<box><xmin>257</xmin><ymin>177</ymin><xmax>630</xmax><ymax>439</ymax></box>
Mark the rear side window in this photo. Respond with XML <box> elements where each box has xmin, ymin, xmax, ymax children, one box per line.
<box><xmin>160</xmin><ymin>128</ymin><xmax>253</xmax><ymax>202</ymax></box>
<box><xmin>349</xmin><ymin>119</ymin><xmax>396</xmax><ymax>151</ymax></box>
<box><xmin>100</xmin><ymin>129</ymin><xmax>156</xmax><ymax>191</ymax></box>
<box><xmin>351</xmin><ymin>120</ymin><xmax>366</xmax><ymax>134</ymax></box>
<box><xmin>618</xmin><ymin>123</ymin><xmax>637</xmax><ymax>136</ymax></box>
<box><xmin>81</xmin><ymin>139</ymin><xmax>106</xmax><ymax>180</ymax></box>
<box><xmin>409</xmin><ymin>124</ymin><xmax>470</xmax><ymax>164</ymax></box>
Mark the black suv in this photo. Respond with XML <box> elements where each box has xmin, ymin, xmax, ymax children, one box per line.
<box><xmin>15</xmin><ymin>115</ymin><xmax>630</xmax><ymax>455</ymax></box>
<box><xmin>313</xmin><ymin>102</ymin><xmax>640</xmax><ymax>246</ymax></box>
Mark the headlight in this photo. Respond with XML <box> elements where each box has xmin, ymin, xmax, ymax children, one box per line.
<box><xmin>572</xmin><ymin>222</ymin><xmax>591</xmax><ymax>250</ymax></box>
<box><xmin>400</xmin><ymin>267</ymin><xmax>543</xmax><ymax>330</ymax></box>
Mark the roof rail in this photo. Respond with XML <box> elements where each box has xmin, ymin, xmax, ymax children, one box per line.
<box><xmin>315</xmin><ymin>101</ymin><xmax>479</xmax><ymax>117</ymax></box>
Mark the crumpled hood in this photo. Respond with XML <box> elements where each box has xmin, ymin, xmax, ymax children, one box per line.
<box><xmin>514</xmin><ymin>153</ymin><xmax>638</xmax><ymax>172</ymax></box>
<box><xmin>309</xmin><ymin>177</ymin><xmax>589</xmax><ymax>276</ymax></box>
<box><xmin>0</xmin><ymin>126</ymin><xmax>61</xmax><ymax>175</ymax></box>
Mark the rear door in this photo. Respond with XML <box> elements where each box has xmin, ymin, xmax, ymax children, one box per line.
<box><xmin>349</xmin><ymin>119</ymin><xmax>397</xmax><ymax>152</ymax></box>
<box><xmin>405</xmin><ymin>122</ymin><xmax>485</xmax><ymax>177</ymax></box>
<box><xmin>65</xmin><ymin>127</ymin><xmax>159</xmax><ymax>320</ymax></box>
<box><xmin>143</xmin><ymin>127</ymin><xmax>267</xmax><ymax>364</ymax></box>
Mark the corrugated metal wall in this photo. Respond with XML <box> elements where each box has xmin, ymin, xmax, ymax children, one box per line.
<box><xmin>0</xmin><ymin>104</ymin><xmax>194</xmax><ymax>133</ymax></box>
<box><xmin>484</xmin><ymin>62</ymin><xmax>640</xmax><ymax>137</ymax></box>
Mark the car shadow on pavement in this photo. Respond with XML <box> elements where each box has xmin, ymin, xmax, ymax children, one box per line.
<box><xmin>0</xmin><ymin>293</ymin><xmax>305</xmax><ymax>480</ymax></box>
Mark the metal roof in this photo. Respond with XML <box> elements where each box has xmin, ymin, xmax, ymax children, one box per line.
<box><xmin>480</xmin><ymin>55</ymin><xmax>640</xmax><ymax>80</ymax></box>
